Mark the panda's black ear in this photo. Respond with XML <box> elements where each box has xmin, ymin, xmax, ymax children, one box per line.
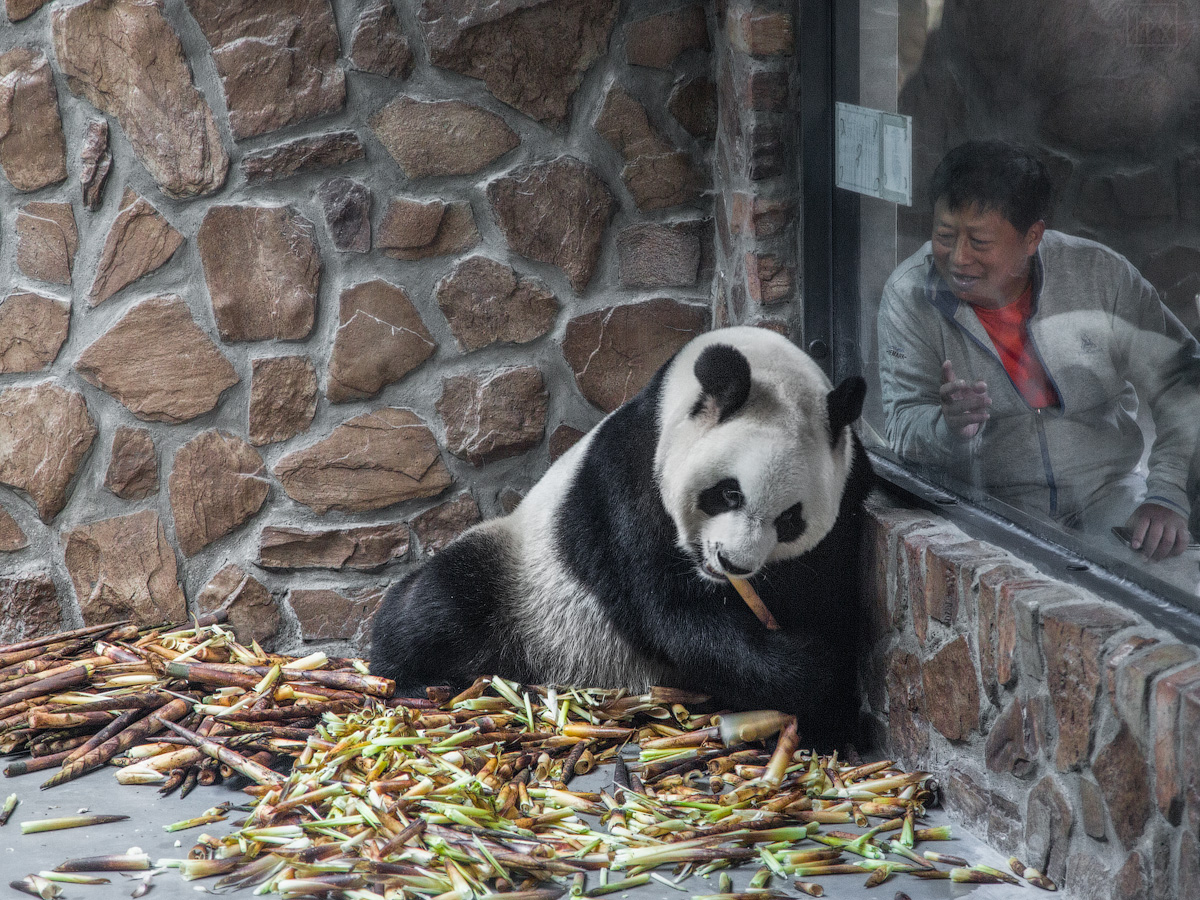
<box><xmin>827</xmin><ymin>376</ymin><xmax>866</xmax><ymax>446</ymax></box>
<box><xmin>692</xmin><ymin>344</ymin><xmax>752</xmax><ymax>423</ymax></box>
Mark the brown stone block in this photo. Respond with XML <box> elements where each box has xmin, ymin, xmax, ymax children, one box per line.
<box><xmin>747</xmin><ymin>122</ymin><xmax>785</xmax><ymax>180</ymax></box>
<box><xmin>1064</xmin><ymin>852</ymin><xmax>1112</xmax><ymax>899</ymax></box>
<box><xmin>242</xmin><ymin>131</ymin><xmax>365</xmax><ymax>183</ymax></box>
<box><xmin>378</xmin><ymin>198</ymin><xmax>480</xmax><ymax>261</ymax></box>
<box><xmin>186</xmin><ymin>0</ymin><xmax>344</xmax><ymax>140</ymax></box>
<box><xmin>0</xmin><ymin>574</ymin><xmax>58</xmax><ymax>643</ymax></box>
<box><xmin>1181</xmin><ymin>682</ymin><xmax>1200</xmax><ymax>838</ymax></box>
<box><xmin>79</xmin><ymin>118</ymin><xmax>111</xmax><ymax>211</ymax></box>
<box><xmin>259</xmin><ymin>525</ymin><xmax>410</xmax><ymax>571</ymax></box>
<box><xmin>0</xmin><ymin>505</ymin><xmax>28</xmax><ymax>552</ymax></box>
<box><xmin>52</xmin><ymin>0</ymin><xmax>228</xmax><ymax>199</ymax></box>
<box><xmin>562</xmin><ymin>299</ymin><xmax>708</xmax><ymax>413</ymax></box>
<box><xmin>1113</xmin><ymin>642</ymin><xmax>1197</xmax><ymax>746</ymax></box>
<box><xmin>439</xmin><ymin>367</ymin><xmax>548</xmax><ymax>466</ymax></box>
<box><xmin>996</xmin><ymin>577</ymin><xmax>1060</xmax><ymax>689</ymax></box>
<box><xmin>596</xmin><ymin>85</ymin><xmax>701</xmax><ymax>210</ymax></box>
<box><xmin>744</xmin><ymin>252</ymin><xmax>792</xmax><ymax>304</ymax></box>
<box><xmin>749</xmin><ymin>195</ymin><xmax>794</xmax><ymax>238</ymax></box>
<box><xmin>616</xmin><ymin>222</ymin><xmax>702</xmax><ymax>288</ymax></box>
<box><xmin>436</xmin><ymin>256</ymin><xmax>558</xmax><ymax>352</ymax></box>
<box><xmin>977</xmin><ymin>565</ymin><xmax>1035</xmax><ymax>701</ymax></box>
<box><xmin>0</xmin><ymin>47</ymin><xmax>67</xmax><ymax>192</ymax></box>
<box><xmin>249</xmin><ymin>357</ymin><xmax>318</xmax><ymax>447</ymax></box>
<box><xmin>923</xmin><ymin>539</ymin><xmax>1001</xmax><ymax>627</ymax></box>
<box><xmin>6</xmin><ymin>0</ymin><xmax>50</xmax><ymax>22</ymax></box>
<box><xmin>1078</xmin><ymin>777</ymin><xmax>1106</xmax><ymax>841</ymax></box>
<box><xmin>626</xmin><ymin>4</ymin><xmax>709</xmax><ymax>69</ymax></box>
<box><xmin>195</xmin><ymin>565</ymin><xmax>279</xmax><ymax>648</ymax></box>
<box><xmin>886</xmin><ymin>649</ymin><xmax>928</xmax><ymax>765</ymax></box>
<box><xmin>549</xmin><ymin>425</ymin><xmax>589</xmax><ymax>463</ymax></box>
<box><xmin>1025</xmin><ymin>775</ymin><xmax>1073</xmax><ymax>885</ymax></box>
<box><xmin>417</xmin><ymin>0</ymin><xmax>618</xmax><ymax>127</ymax></box>
<box><xmin>1106</xmin><ymin>635</ymin><xmax>1160</xmax><ymax>699</ymax></box>
<box><xmin>668</xmin><ymin>76</ymin><xmax>717</xmax><ymax>140</ymax></box>
<box><xmin>65</xmin><ymin>510</ymin><xmax>186</xmax><ymax>627</ymax></box>
<box><xmin>198</xmin><ymin>205</ymin><xmax>320</xmax><ymax>342</ymax></box>
<box><xmin>412</xmin><ymin>494</ymin><xmax>483</xmax><ymax>556</ymax></box>
<box><xmin>985</xmin><ymin>694</ymin><xmax>1044</xmax><ymax>778</ymax></box>
<box><xmin>1179</xmin><ymin>829</ymin><xmax>1200</xmax><ymax>900</ymax></box>
<box><xmin>16</xmin><ymin>201</ymin><xmax>77</xmax><ymax>285</ymax></box>
<box><xmin>1093</xmin><ymin>722</ymin><xmax>1153</xmax><ymax>849</ymax></box>
<box><xmin>290</xmin><ymin>587</ymin><xmax>382</xmax><ymax>643</ymax></box>
<box><xmin>0</xmin><ymin>292</ymin><xmax>69</xmax><ymax>374</ymax></box>
<box><xmin>105</xmin><ymin>426</ymin><xmax>158</xmax><ymax>501</ymax></box>
<box><xmin>863</xmin><ymin>506</ymin><xmax>935</xmax><ymax>643</ymax></box>
<box><xmin>727</xmin><ymin>7</ymin><xmax>793</xmax><ymax>56</ymax></box>
<box><xmin>0</xmin><ymin>383</ymin><xmax>97</xmax><ymax>522</ymax></box>
<box><xmin>1151</xmin><ymin>662</ymin><xmax>1200</xmax><ymax>824</ymax></box>
<box><xmin>274</xmin><ymin>409</ymin><xmax>452</xmax><ymax>514</ymax></box>
<box><xmin>743</xmin><ymin>68</ymin><xmax>789</xmax><ymax>110</ymax></box>
<box><xmin>370</xmin><ymin>96</ymin><xmax>519</xmax><ymax>177</ymax></box>
<box><xmin>168</xmin><ymin>431</ymin><xmax>269</xmax><ymax>557</ymax></box>
<box><xmin>349</xmin><ymin>0</ymin><xmax>414</xmax><ymax>79</ymax></box>
<box><xmin>76</xmin><ymin>295</ymin><xmax>239</xmax><ymax>424</ymax></box>
<box><xmin>921</xmin><ymin>636</ymin><xmax>980</xmax><ymax>741</ymax></box>
<box><xmin>1041</xmin><ymin>601</ymin><xmax>1137</xmax><ymax>771</ymax></box>
<box><xmin>88</xmin><ymin>189</ymin><xmax>184</xmax><ymax>307</ymax></box>
<box><xmin>328</xmin><ymin>280</ymin><xmax>436</xmax><ymax>403</ymax></box>
<box><xmin>318</xmin><ymin>178</ymin><xmax>371</xmax><ymax>254</ymax></box>
<box><xmin>901</xmin><ymin>530</ymin><xmax>935</xmax><ymax>647</ymax></box>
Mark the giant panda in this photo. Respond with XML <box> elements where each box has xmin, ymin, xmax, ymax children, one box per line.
<box><xmin>370</xmin><ymin>326</ymin><xmax>873</xmax><ymax>748</ymax></box>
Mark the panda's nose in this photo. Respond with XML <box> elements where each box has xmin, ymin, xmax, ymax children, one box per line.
<box><xmin>717</xmin><ymin>553</ymin><xmax>752</xmax><ymax>576</ymax></box>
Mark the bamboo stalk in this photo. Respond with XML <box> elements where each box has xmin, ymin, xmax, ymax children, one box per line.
<box><xmin>40</xmin><ymin>697</ymin><xmax>189</xmax><ymax>789</ymax></box>
<box><xmin>155</xmin><ymin>718</ymin><xmax>284</xmax><ymax>786</ymax></box>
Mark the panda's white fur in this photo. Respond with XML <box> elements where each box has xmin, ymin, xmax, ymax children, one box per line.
<box><xmin>370</xmin><ymin>327</ymin><xmax>873</xmax><ymax>747</ymax></box>
<box><xmin>655</xmin><ymin>329</ymin><xmax>857</xmax><ymax>577</ymax></box>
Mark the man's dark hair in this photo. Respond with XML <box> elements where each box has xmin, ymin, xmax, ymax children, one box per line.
<box><xmin>929</xmin><ymin>140</ymin><xmax>1053</xmax><ymax>233</ymax></box>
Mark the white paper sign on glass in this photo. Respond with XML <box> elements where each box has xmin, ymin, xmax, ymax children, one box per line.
<box><xmin>835</xmin><ymin>102</ymin><xmax>912</xmax><ymax>206</ymax></box>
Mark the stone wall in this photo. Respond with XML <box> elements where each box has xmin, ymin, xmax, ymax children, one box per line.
<box><xmin>866</xmin><ymin>493</ymin><xmax>1200</xmax><ymax>900</ymax></box>
<box><xmin>0</xmin><ymin>0</ymin><xmax>755</xmax><ymax>652</ymax></box>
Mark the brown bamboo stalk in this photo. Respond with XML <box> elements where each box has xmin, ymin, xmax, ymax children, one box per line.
<box><xmin>155</xmin><ymin>718</ymin><xmax>284</xmax><ymax>786</ymax></box>
<box><xmin>0</xmin><ymin>621</ymin><xmax>130</xmax><ymax>659</ymax></box>
<box><xmin>0</xmin><ymin>665</ymin><xmax>94</xmax><ymax>715</ymax></box>
<box><xmin>28</xmin><ymin>710</ymin><xmax>118</xmax><ymax>730</ymax></box>
<box><xmin>40</xmin><ymin>697</ymin><xmax>189</xmax><ymax>789</ymax></box>
<box><xmin>165</xmin><ymin>661</ymin><xmax>394</xmax><ymax>698</ymax></box>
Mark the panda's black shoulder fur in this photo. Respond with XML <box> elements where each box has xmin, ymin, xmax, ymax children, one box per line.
<box><xmin>370</xmin><ymin>340</ymin><xmax>874</xmax><ymax>750</ymax></box>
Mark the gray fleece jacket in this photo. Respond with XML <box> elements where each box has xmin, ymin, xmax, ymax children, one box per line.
<box><xmin>878</xmin><ymin>230</ymin><xmax>1200</xmax><ymax>523</ymax></box>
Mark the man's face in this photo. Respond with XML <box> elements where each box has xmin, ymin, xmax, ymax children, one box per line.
<box><xmin>931</xmin><ymin>200</ymin><xmax>1044</xmax><ymax>310</ymax></box>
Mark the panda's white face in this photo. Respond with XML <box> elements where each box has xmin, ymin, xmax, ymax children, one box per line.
<box><xmin>654</xmin><ymin>328</ymin><xmax>860</xmax><ymax>582</ymax></box>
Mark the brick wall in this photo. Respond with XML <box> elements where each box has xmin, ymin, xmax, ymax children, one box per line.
<box><xmin>711</xmin><ymin>0</ymin><xmax>798</xmax><ymax>328</ymax></box>
<box><xmin>866</xmin><ymin>492</ymin><xmax>1200</xmax><ymax>899</ymax></box>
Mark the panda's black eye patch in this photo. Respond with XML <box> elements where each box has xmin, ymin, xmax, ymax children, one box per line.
<box><xmin>699</xmin><ymin>478</ymin><xmax>743</xmax><ymax>515</ymax></box>
<box><xmin>774</xmin><ymin>502</ymin><xmax>805</xmax><ymax>543</ymax></box>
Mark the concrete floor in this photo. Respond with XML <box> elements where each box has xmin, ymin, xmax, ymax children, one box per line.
<box><xmin>2</xmin><ymin>763</ymin><xmax>1035</xmax><ymax>900</ymax></box>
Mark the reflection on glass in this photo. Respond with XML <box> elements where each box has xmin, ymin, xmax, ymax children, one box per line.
<box><xmin>856</xmin><ymin>0</ymin><xmax>1200</xmax><ymax>593</ymax></box>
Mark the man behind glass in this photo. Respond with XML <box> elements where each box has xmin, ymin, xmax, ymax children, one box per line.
<box><xmin>878</xmin><ymin>139</ymin><xmax>1200</xmax><ymax>561</ymax></box>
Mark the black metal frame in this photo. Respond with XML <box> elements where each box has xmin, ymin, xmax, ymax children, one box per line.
<box><xmin>798</xmin><ymin>0</ymin><xmax>1200</xmax><ymax>644</ymax></box>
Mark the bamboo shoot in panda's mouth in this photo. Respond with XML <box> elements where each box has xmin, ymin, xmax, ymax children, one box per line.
<box><xmin>727</xmin><ymin>576</ymin><xmax>780</xmax><ymax>630</ymax></box>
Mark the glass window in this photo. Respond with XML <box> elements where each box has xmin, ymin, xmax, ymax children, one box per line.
<box><xmin>846</xmin><ymin>0</ymin><xmax>1200</xmax><ymax>601</ymax></box>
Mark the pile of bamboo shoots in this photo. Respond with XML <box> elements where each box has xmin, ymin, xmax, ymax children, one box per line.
<box><xmin>0</xmin><ymin>617</ymin><xmax>1054</xmax><ymax>898</ymax></box>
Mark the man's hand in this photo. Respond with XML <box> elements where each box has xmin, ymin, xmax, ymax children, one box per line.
<box><xmin>939</xmin><ymin>361</ymin><xmax>991</xmax><ymax>440</ymax></box>
<box><xmin>1127</xmin><ymin>502</ymin><xmax>1192</xmax><ymax>561</ymax></box>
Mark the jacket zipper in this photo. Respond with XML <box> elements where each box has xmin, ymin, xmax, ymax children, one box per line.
<box><xmin>1034</xmin><ymin>408</ymin><xmax>1058</xmax><ymax>515</ymax></box>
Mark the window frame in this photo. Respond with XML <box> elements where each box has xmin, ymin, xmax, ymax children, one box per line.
<box><xmin>799</xmin><ymin>0</ymin><xmax>1200</xmax><ymax>643</ymax></box>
